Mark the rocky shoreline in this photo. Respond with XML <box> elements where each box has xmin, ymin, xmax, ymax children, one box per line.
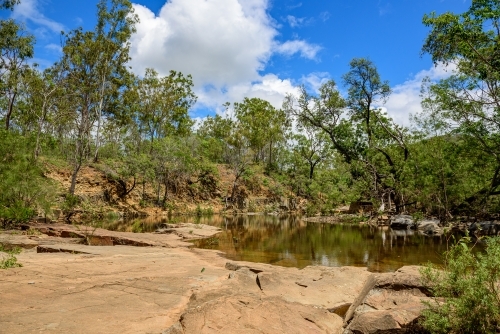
<box><xmin>303</xmin><ymin>213</ymin><xmax>500</xmax><ymax>237</ymax></box>
<box><xmin>0</xmin><ymin>222</ymin><xmax>433</xmax><ymax>333</ymax></box>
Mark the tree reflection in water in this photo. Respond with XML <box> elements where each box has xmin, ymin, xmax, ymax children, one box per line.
<box><xmin>100</xmin><ymin>214</ymin><xmax>454</xmax><ymax>272</ymax></box>
<box><xmin>191</xmin><ymin>215</ymin><xmax>451</xmax><ymax>273</ymax></box>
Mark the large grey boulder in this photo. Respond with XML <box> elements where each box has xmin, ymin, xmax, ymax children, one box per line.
<box><xmin>390</xmin><ymin>215</ymin><xmax>415</xmax><ymax>230</ymax></box>
<box><xmin>469</xmin><ymin>221</ymin><xmax>500</xmax><ymax>236</ymax></box>
<box><xmin>417</xmin><ymin>219</ymin><xmax>442</xmax><ymax>236</ymax></box>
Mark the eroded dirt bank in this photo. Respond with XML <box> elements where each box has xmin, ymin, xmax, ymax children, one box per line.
<box><xmin>0</xmin><ymin>225</ymin><xmax>427</xmax><ymax>334</ymax></box>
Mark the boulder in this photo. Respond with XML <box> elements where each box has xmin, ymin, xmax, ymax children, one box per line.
<box><xmin>417</xmin><ymin>219</ymin><xmax>442</xmax><ymax>236</ymax></box>
<box><xmin>163</xmin><ymin>263</ymin><xmax>372</xmax><ymax>334</ymax></box>
<box><xmin>389</xmin><ymin>215</ymin><xmax>415</xmax><ymax>230</ymax></box>
<box><xmin>343</xmin><ymin>266</ymin><xmax>432</xmax><ymax>334</ymax></box>
<box><xmin>469</xmin><ymin>221</ymin><xmax>500</xmax><ymax>236</ymax></box>
<box><xmin>166</xmin><ymin>296</ymin><xmax>343</xmax><ymax>334</ymax></box>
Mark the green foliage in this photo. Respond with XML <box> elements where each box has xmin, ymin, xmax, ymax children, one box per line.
<box><xmin>62</xmin><ymin>194</ymin><xmax>80</xmax><ymax>212</ymax></box>
<box><xmin>0</xmin><ymin>246</ymin><xmax>22</xmax><ymax>269</ymax></box>
<box><xmin>421</xmin><ymin>236</ymin><xmax>500</xmax><ymax>333</ymax></box>
<box><xmin>305</xmin><ymin>202</ymin><xmax>318</xmax><ymax>217</ymax></box>
<box><xmin>0</xmin><ymin>130</ymin><xmax>54</xmax><ymax>225</ymax></box>
<box><xmin>0</xmin><ymin>18</ymin><xmax>35</xmax><ymax>130</ymax></box>
<box><xmin>0</xmin><ymin>0</ymin><xmax>498</xmax><ymax>220</ymax></box>
<box><xmin>132</xmin><ymin>68</ymin><xmax>196</xmax><ymax>144</ymax></box>
<box><xmin>0</xmin><ymin>0</ymin><xmax>20</xmax><ymax>10</ymax></box>
<box><xmin>131</xmin><ymin>220</ymin><xmax>143</xmax><ymax>233</ymax></box>
<box><xmin>195</xmin><ymin>205</ymin><xmax>214</xmax><ymax>217</ymax></box>
<box><xmin>419</xmin><ymin>0</ymin><xmax>500</xmax><ymax>216</ymax></box>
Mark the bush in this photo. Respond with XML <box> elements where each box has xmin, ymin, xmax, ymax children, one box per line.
<box><xmin>305</xmin><ymin>202</ymin><xmax>318</xmax><ymax>217</ymax></box>
<box><xmin>0</xmin><ymin>246</ymin><xmax>22</xmax><ymax>269</ymax></box>
<box><xmin>420</xmin><ymin>236</ymin><xmax>500</xmax><ymax>333</ymax></box>
<box><xmin>194</xmin><ymin>205</ymin><xmax>214</xmax><ymax>217</ymax></box>
<box><xmin>0</xmin><ymin>130</ymin><xmax>55</xmax><ymax>225</ymax></box>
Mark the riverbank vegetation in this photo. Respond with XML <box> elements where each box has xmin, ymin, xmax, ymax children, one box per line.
<box><xmin>1</xmin><ymin>0</ymin><xmax>500</xmax><ymax>225</ymax></box>
<box><xmin>421</xmin><ymin>235</ymin><xmax>500</xmax><ymax>333</ymax></box>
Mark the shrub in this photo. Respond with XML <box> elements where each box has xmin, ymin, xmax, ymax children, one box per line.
<box><xmin>195</xmin><ymin>205</ymin><xmax>202</xmax><ymax>217</ymax></box>
<box><xmin>0</xmin><ymin>246</ymin><xmax>22</xmax><ymax>269</ymax></box>
<box><xmin>0</xmin><ymin>130</ymin><xmax>55</xmax><ymax>226</ymax></box>
<box><xmin>131</xmin><ymin>220</ymin><xmax>143</xmax><ymax>233</ymax></box>
<box><xmin>305</xmin><ymin>202</ymin><xmax>318</xmax><ymax>217</ymax></box>
<box><xmin>420</xmin><ymin>236</ymin><xmax>500</xmax><ymax>333</ymax></box>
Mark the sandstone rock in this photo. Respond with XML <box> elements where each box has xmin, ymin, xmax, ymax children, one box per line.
<box><xmin>86</xmin><ymin>235</ymin><xmax>114</xmax><ymax>246</ymax></box>
<box><xmin>329</xmin><ymin>302</ymin><xmax>352</xmax><ymax>318</ymax></box>
<box><xmin>166</xmin><ymin>296</ymin><xmax>344</xmax><ymax>334</ymax></box>
<box><xmin>163</xmin><ymin>263</ymin><xmax>370</xmax><ymax>334</ymax></box>
<box><xmin>36</xmin><ymin>245</ymin><xmax>91</xmax><ymax>254</ymax></box>
<box><xmin>390</xmin><ymin>215</ymin><xmax>415</xmax><ymax>230</ymax></box>
<box><xmin>0</xmin><ymin>235</ymin><xmax>39</xmax><ymax>250</ymax></box>
<box><xmin>256</xmin><ymin>266</ymin><xmax>371</xmax><ymax>310</ymax></box>
<box><xmin>1</xmin><ymin>243</ymin><xmax>231</xmax><ymax>334</ymax></box>
<box><xmin>28</xmin><ymin>222</ymin><xmax>211</xmax><ymax>248</ymax></box>
<box><xmin>343</xmin><ymin>266</ymin><xmax>431</xmax><ymax>334</ymax></box>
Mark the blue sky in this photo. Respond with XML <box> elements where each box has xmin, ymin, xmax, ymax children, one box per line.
<box><xmin>7</xmin><ymin>0</ymin><xmax>470</xmax><ymax>124</ymax></box>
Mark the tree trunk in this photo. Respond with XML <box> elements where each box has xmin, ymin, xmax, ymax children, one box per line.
<box><xmin>5</xmin><ymin>91</ymin><xmax>17</xmax><ymax>130</ymax></box>
<box><xmin>142</xmin><ymin>179</ymin><xmax>146</xmax><ymax>200</ymax></box>
<box><xmin>69</xmin><ymin>162</ymin><xmax>82</xmax><ymax>195</ymax></box>
<box><xmin>34</xmin><ymin>120</ymin><xmax>42</xmax><ymax>160</ymax></box>
<box><xmin>162</xmin><ymin>171</ymin><xmax>169</xmax><ymax>207</ymax></box>
<box><xmin>93</xmin><ymin>90</ymin><xmax>105</xmax><ymax>162</ymax></box>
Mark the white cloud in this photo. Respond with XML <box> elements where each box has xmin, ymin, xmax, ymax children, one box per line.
<box><xmin>286</xmin><ymin>15</ymin><xmax>311</xmax><ymax>28</ymax></box>
<box><xmin>130</xmin><ymin>0</ymin><xmax>276</xmax><ymax>87</ymax></box>
<box><xmin>319</xmin><ymin>11</ymin><xmax>330</xmax><ymax>22</ymax></box>
<box><xmin>382</xmin><ymin>63</ymin><xmax>457</xmax><ymax>126</ymax></box>
<box><xmin>44</xmin><ymin>43</ymin><xmax>62</xmax><ymax>54</ymax></box>
<box><xmin>287</xmin><ymin>3</ymin><xmax>302</xmax><ymax>10</ymax></box>
<box><xmin>301</xmin><ymin>72</ymin><xmax>330</xmax><ymax>92</ymax></box>
<box><xmin>129</xmin><ymin>0</ymin><xmax>319</xmax><ymax>112</ymax></box>
<box><xmin>12</xmin><ymin>0</ymin><xmax>65</xmax><ymax>33</ymax></box>
<box><xmin>274</xmin><ymin>40</ymin><xmax>321</xmax><ymax>60</ymax></box>
<box><xmin>197</xmin><ymin>74</ymin><xmax>300</xmax><ymax>113</ymax></box>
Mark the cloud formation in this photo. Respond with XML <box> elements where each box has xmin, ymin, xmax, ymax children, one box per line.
<box><xmin>275</xmin><ymin>40</ymin><xmax>321</xmax><ymax>59</ymax></box>
<box><xmin>129</xmin><ymin>0</ymin><xmax>320</xmax><ymax>111</ymax></box>
<box><xmin>382</xmin><ymin>63</ymin><xmax>456</xmax><ymax>126</ymax></box>
<box><xmin>12</xmin><ymin>0</ymin><xmax>64</xmax><ymax>33</ymax></box>
<box><xmin>286</xmin><ymin>15</ymin><xmax>311</xmax><ymax>28</ymax></box>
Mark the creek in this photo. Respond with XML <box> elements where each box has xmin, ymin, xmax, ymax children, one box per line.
<box><xmin>102</xmin><ymin>214</ymin><xmax>454</xmax><ymax>272</ymax></box>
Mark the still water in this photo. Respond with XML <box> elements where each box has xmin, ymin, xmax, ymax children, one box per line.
<box><xmin>104</xmin><ymin>215</ymin><xmax>453</xmax><ymax>272</ymax></box>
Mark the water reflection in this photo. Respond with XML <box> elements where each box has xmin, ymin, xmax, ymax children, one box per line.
<box><xmin>189</xmin><ymin>215</ymin><xmax>451</xmax><ymax>272</ymax></box>
<box><xmin>100</xmin><ymin>214</ymin><xmax>454</xmax><ymax>272</ymax></box>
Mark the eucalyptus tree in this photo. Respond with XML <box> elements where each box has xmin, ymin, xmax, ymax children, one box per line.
<box><xmin>58</xmin><ymin>0</ymin><xmax>138</xmax><ymax>194</ymax></box>
<box><xmin>283</xmin><ymin>81</ymin><xmax>360</xmax><ymax>164</ymax></box>
<box><xmin>234</xmin><ymin>97</ymin><xmax>290</xmax><ymax>168</ymax></box>
<box><xmin>0</xmin><ymin>19</ymin><xmax>34</xmax><ymax>130</ymax></box>
<box><xmin>19</xmin><ymin>67</ymin><xmax>64</xmax><ymax>160</ymax></box>
<box><xmin>341</xmin><ymin>59</ymin><xmax>413</xmax><ymax>211</ymax></box>
<box><xmin>197</xmin><ymin>114</ymin><xmax>235</xmax><ymax>163</ymax></box>
<box><xmin>285</xmin><ymin>60</ymin><xmax>413</xmax><ymax>212</ymax></box>
<box><xmin>343</xmin><ymin>58</ymin><xmax>391</xmax><ymax>147</ymax></box>
<box><xmin>421</xmin><ymin>0</ymin><xmax>500</xmax><ymax>211</ymax></box>
<box><xmin>134</xmin><ymin>68</ymin><xmax>196</xmax><ymax>146</ymax></box>
<box><xmin>92</xmin><ymin>0</ymin><xmax>139</xmax><ymax>162</ymax></box>
<box><xmin>292</xmin><ymin>126</ymin><xmax>332</xmax><ymax>180</ymax></box>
